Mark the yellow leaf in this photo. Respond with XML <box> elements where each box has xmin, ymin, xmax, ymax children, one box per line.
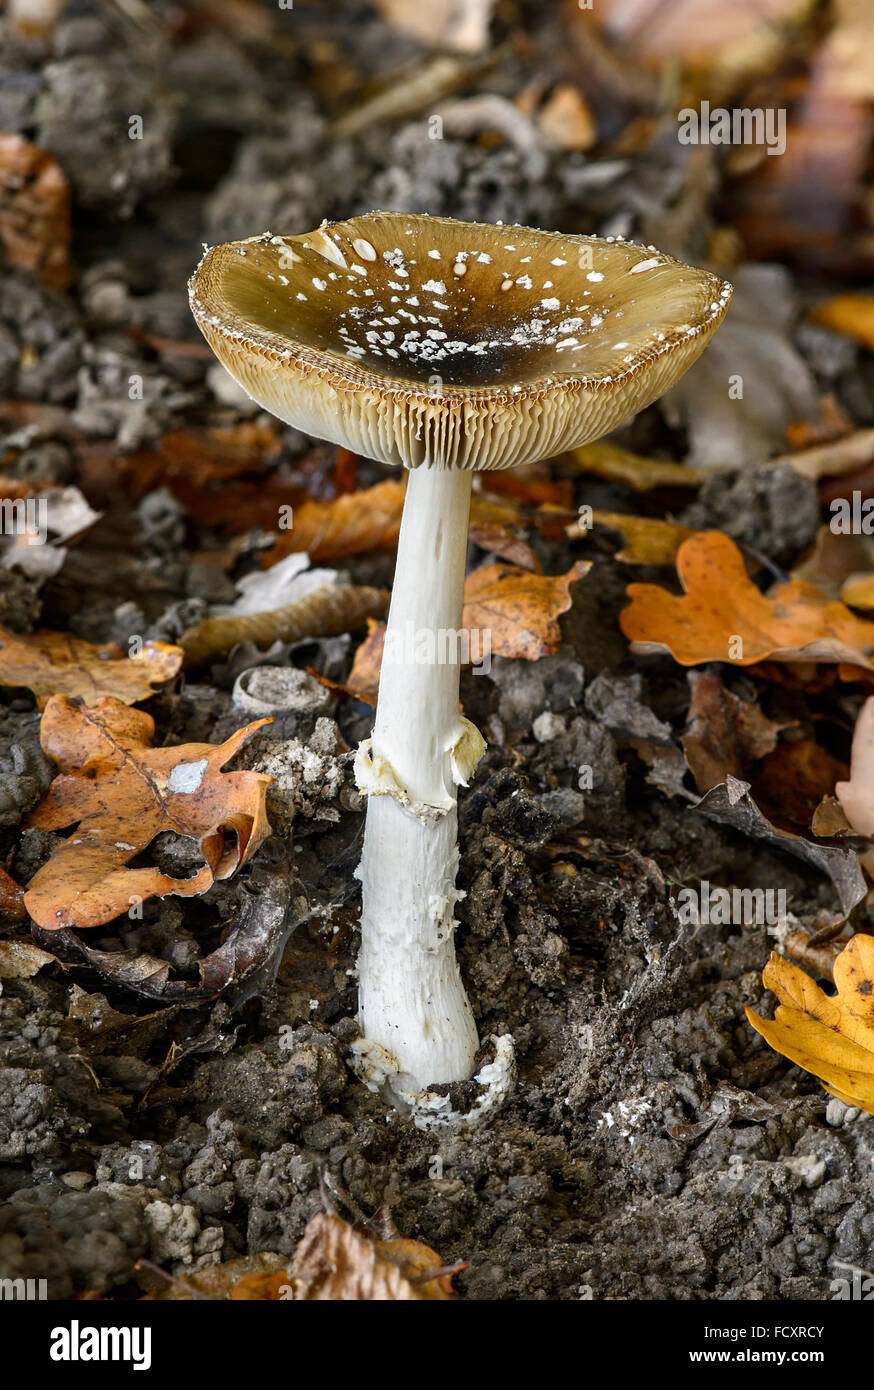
<box><xmin>0</xmin><ymin>624</ymin><xmax>182</xmax><ymax>708</ymax></box>
<box><xmin>746</xmin><ymin>936</ymin><xmax>874</xmax><ymax>1114</ymax></box>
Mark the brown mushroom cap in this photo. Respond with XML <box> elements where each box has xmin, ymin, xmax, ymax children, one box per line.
<box><xmin>189</xmin><ymin>211</ymin><xmax>732</xmax><ymax>470</ymax></box>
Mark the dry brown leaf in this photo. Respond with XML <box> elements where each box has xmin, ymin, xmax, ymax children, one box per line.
<box><xmin>0</xmin><ymin>625</ymin><xmax>182</xmax><ymax>709</ymax></box>
<box><xmin>754</xmin><ymin>739</ymin><xmax>848</xmax><ymax>831</ymax></box>
<box><xmin>0</xmin><ymin>938</ymin><xmax>55</xmax><ymax>979</ymax></box>
<box><xmin>0</xmin><ymin>865</ymin><xmax>27</xmax><ymax>921</ymax></box>
<box><xmin>536</xmin><ymin>83</ymin><xmax>597</xmax><ymax>150</ymax></box>
<box><xmin>591</xmin><ymin>0</ymin><xmax>810</xmax><ymax>75</ymax></box>
<box><xmin>462</xmin><ymin>560</ymin><xmax>589</xmax><ymax>660</ymax></box>
<box><xmin>841</xmin><ymin>574</ymin><xmax>874</xmax><ymax>609</ymax></box>
<box><xmin>835</xmin><ymin>695</ymin><xmax>874</xmax><ymax>836</ymax></box>
<box><xmin>0</xmin><ymin>133</ymin><xmax>72</xmax><ymax>290</ymax></box>
<box><xmin>621</xmin><ymin>531</ymin><xmax>874</xmax><ymax>669</ymax></box>
<box><xmin>468</xmin><ymin>520</ymin><xmax>539</xmax><ymax>570</ymax></box>
<box><xmin>24</xmin><ymin>696</ymin><xmax>272</xmax><ymax>931</ymax></box>
<box><xmin>345</xmin><ymin>617</ymin><xmax>387</xmax><ymax>706</ymax></box>
<box><xmin>809</xmin><ymin>293</ymin><xmax>874</xmax><ymax>353</ymax></box>
<box><xmin>747</xmin><ymin>935</ymin><xmax>874</xmax><ymax>1114</ymax></box>
<box><xmin>289</xmin><ymin>1214</ymin><xmax>457</xmax><ymax>1300</ymax></box>
<box><xmin>140</xmin><ymin>1252</ymin><xmax>290</xmax><ymax>1301</ymax></box>
<box><xmin>263</xmin><ymin>479</ymin><xmax>406</xmax><ymax>565</ymax></box>
<box><xmin>569</xmin><ymin>441</ymin><xmax>710</xmax><ymax>492</ymax></box>
<box><xmin>569</xmin><ymin>509</ymin><xmax>695</xmax><ymax>565</ymax></box>
<box><xmin>682</xmin><ymin>668</ymin><xmax>784</xmax><ymax>793</ymax></box>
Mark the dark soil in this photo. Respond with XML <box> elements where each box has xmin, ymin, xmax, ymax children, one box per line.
<box><xmin>1</xmin><ymin>0</ymin><xmax>873</xmax><ymax>1302</ymax></box>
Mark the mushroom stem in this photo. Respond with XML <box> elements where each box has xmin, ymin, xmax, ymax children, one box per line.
<box><xmin>355</xmin><ymin>464</ymin><xmax>481</xmax><ymax>1090</ymax></box>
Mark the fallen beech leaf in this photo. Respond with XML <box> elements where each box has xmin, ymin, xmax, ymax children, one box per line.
<box><xmin>696</xmin><ymin>775</ymin><xmax>866</xmax><ymax>917</ymax></box>
<box><xmin>682</xmin><ymin>668</ymin><xmax>784</xmax><ymax>793</ymax></box>
<box><xmin>0</xmin><ymin>625</ymin><xmax>182</xmax><ymax>709</ymax></box>
<box><xmin>809</xmin><ymin>293</ymin><xmax>874</xmax><ymax>353</ymax></box>
<box><xmin>462</xmin><ymin>560</ymin><xmax>590</xmax><ymax>660</ymax></box>
<box><xmin>0</xmin><ymin>133</ymin><xmax>72</xmax><ymax>290</ymax></box>
<box><xmin>747</xmin><ymin>935</ymin><xmax>874</xmax><ymax>1114</ymax></box>
<box><xmin>569</xmin><ymin>441</ymin><xmax>710</xmax><ymax>492</ymax></box>
<box><xmin>289</xmin><ymin>1214</ymin><xmax>456</xmax><ymax>1300</ymax></box>
<box><xmin>264</xmin><ymin>479</ymin><xmax>406</xmax><ymax>565</ymax></box>
<box><xmin>776</xmin><ymin>427</ymin><xmax>874</xmax><ymax>482</ymax></box>
<box><xmin>569</xmin><ymin>509</ymin><xmax>695</xmax><ymax>565</ymax></box>
<box><xmin>24</xmin><ymin>697</ymin><xmax>272</xmax><ymax>931</ymax></box>
<box><xmin>263</xmin><ymin>479</ymin><xmax>528</xmax><ymax>567</ymax></box>
<box><xmin>836</xmin><ymin>695</ymin><xmax>874</xmax><ymax>835</ymax></box>
<box><xmin>621</xmin><ymin>531</ymin><xmax>874</xmax><ymax>669</ymax></box>
<box><xmin>791</xmin><ymin>525</ymin><xmax>874</xmax><ymax>600</ymax></box>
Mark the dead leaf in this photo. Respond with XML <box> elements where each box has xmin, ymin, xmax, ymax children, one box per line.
<box><xmin>0</xmin><ymin>866</ymin><xmax>27</xmax><ymax>921</ymax></box>
<box><xmin>0</xmin><ymin>938</ymin><xmax>54</xmax><ymax>978</ymax></box>
<box><xmin>835</xmin><ymin>695</ymin><xmax>874</xmax><ymax>835</ymax></box>
<box><xmin>569</xmin><ymin>441</ymin><xmax>710</xmax><ymax>492</ymax></box>
<box><xmin>181</xmin><ymin>583</ymin><xmax>389</xmax><ymax>671</ymax></box>
<box><xmin>535</xmin><ymin>83</ymin><xmax>597</xmax><ymax>150</ymax></box>
<box><xmin>373</xmin><ymin>0</ymin><xmax>496</xmax><ymax>52</ymax></box>
<box><xmin>747</xmin><ymin>934</ymin><xmax>874</xmax><ymax>1114</ymax></box>
<box><xmin>31</xmin><ymin>841</ymin><xmax>297</xmax><ymax>1003</ymax></box>
<box><xmin>263</xmin><ymin>479</ymin><xmax>406</xmax><ymax>566</ymax></box>
<box><xmin>621</xmin><ymin>531</ymin><xmax>874</xmax><ymax>670</ymax></box>
<box><xmin>0</xmin><ymin>625</ymin><xmax>182</xmax><ymax>709</ymax></box>
<box><xmin>682</xmin><ymin>668</ymin><xmax>784</xmax><ymax>792</ymax></box>
<box><xmin>468</xmin><ymin>520</ymin><xmax>539</xmax><ymax>570</ymax></box>
<box><xmin>569</xmin><ymin>510</ymin><xmax>695</xmax><ymax>565</ymax></box>
<box><xmin>140</xmin><ymin>1252</ymin><xmax>290</xmax><ymax>1301</ymax></box>
<box><xmin>24</xmin><ymin>697</ymin><xmax>272</xmax><ymax>931</ymax></box>
<box><xmin>345</xmin><ymin>618</ymin><xmax>386</xmax><ymax>706</ymax></box>
<box><xmin>462</xmin><ymin>560</ymin><xmax>589</xmax><ymax>660</ymax></box>
<box><xmin>775</xmin><ymin>427</ymin><xmax>874</xmax><ymax>483</ymax></box>
<box><xmin>289</xmin><ymin>1214</ymin><xmax>457</xmax><ymax>1300</ymax></box>
<box><xmin>0</xmin><ymin>133</ymin><xmax>72</xmax><ymax>290</ymax></box>
<box><xmin>754</xmin><ymin>739</ymin><xmax>848</xmax><ymax>831</ymax></box>
<box><xmin>809</xmin><ymin>293</ymin><xmax>874</xmax><ymax>352</ymax></box>
<box><xmin>696</xmin><ymin>775</ymin><xmax>866</xmax><ymax>917</ymax></box>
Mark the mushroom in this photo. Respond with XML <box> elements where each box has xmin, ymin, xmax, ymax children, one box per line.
<box><xmin>189</xmin><ymin>212</ymin><xmax>732</xmax><ymax>1103</ymax></box>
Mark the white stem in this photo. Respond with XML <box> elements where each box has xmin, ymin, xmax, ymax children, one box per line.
<box><xmin>355</xmin><ymin>466</ymin><xmax>481</xmax><ymax>1089</ymax></box>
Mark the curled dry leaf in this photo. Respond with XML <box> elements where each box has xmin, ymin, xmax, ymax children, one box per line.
<box><xmin>24</xmin><ymin>696</ymin><xmax>272</xmax><ymax>932</ymax></box>
<box><xmin>0</xmin><ymin>624</ymin><xmax>182</xmax><ymax>709</ymax></box>
<box><xmin>696</xmin><ymin>775</ymin><xmax>867</xmax><ymax>918</ymax></box>
<box><xmin>621</xmin><ymin>531</ymin><xmax>874</xmax><ymax>669</ymax></box>
<box><xmin>180</xmin><ymin>583</ymin><xmax>390</xmax><ymax>671</ymax></box>
<box><xmin>0</xmin><ymin>865</ymin><xmax>27</xmax><ymax>921</ymax></box>
<box><xmin>289</xmin><ymin>1214</ymin><xmax>457</xmax><ymax>1301</ymax></box>
<box><xmin>747</xmin><ymin>935</ymin><xmax>874</xmax><ymax>1114</ymax></box>
<box><xmin>835</xmin><ymin>695</ymin><xmax>874</xmax><ymax>836</ymax></box>
<box><xmin>140</xmin><ymin>1252</ymin><xmax>290</xmax><ymax>1301</ymax></box>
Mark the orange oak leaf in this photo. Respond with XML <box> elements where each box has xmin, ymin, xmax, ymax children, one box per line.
<box><xmin>747</xmin><ymin>935</ymin><xmax>874</xmax><ymax>1115</ymax></box>
<box><xmin>346</xmin><ymin>559</ymin><xmax>590</xmax><ymax>701</ymax></box>
<box><xmin>462</xmin><ymin>559</ymin><xmax>590</xmax><ymax>660</ymax></box>
<box><xmin>620</xmin><ymin>531</ymin><xmax>874</xmax><ymax>668</ymax></box>
<box><xmin>0</xmin><ymin>625</ymin><xmax>183</xmax><ymax>709</ymax></box>
<box><xmin>24</xmin><ymin>696</ymin><xmax>272</xmax><ymax>931</ymax></box>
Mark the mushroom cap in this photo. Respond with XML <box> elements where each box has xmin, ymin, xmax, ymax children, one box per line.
<box><xmin>189</xmin><ymin>211</ymin><xmax>732</xmax><ymax>471</ymax></box>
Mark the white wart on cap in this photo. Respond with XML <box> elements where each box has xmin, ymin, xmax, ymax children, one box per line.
<box><xmin>189</xmin><ymin>211</ymin><xmax>733</xmax><ymax>470</ymax></box>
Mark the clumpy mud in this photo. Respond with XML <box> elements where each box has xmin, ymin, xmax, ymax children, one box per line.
<box><xmin>1</xmin><ymin>1</ymin><xmax>873</xmax><ymax>1302</ymax></box>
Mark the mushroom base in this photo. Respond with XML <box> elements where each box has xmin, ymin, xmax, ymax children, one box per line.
<box><xmin>356</xmin><ymin>792</ymin><xmax>478</xmax><ymax>1089</ymax></box>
